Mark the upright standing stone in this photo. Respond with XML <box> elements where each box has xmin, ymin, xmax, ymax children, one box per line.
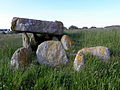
<box><xmin>61</xmin><ymin>35</ymin><xmax>73</xmax><ymax>50</ymax></box>
<box><xmin>22</xmin><ymin>33</ymin><xmax>31</xmax><ymax>50</ymax></box>
<box><xmin>11</xmin><ymin>47</ymin><xmax>29</xmax><ymax>69</ymax></box>
<box><xmin>11</xmin><ymin>17</ymin><xmax>64</xmax><ymax>35</ymax></box>
<box><xmin>36</xmin><ymin>41</ymin><xmax>68</xmax><ymax>66</ymax></box>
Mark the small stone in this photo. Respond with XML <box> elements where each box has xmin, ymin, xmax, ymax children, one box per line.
<box><xmin>11</xmin><ymin>47</ymin><xmax>29</xmax><ymax>69</ymax></box>
<box><xmin>74</xmin><ymin>53</ymin><xmax>85</xmax><ymax>71</ymax></box>
<box><xmin>36</xmin><ymin>41</ymin><xmax>68</xmax><ymax>66</ymax></box>
<box><xmin>61</xmin><ymin>35</ymin><xmax>73</xmax><ymax>50</ymax></box>
<box><xmin>79</xmin><ymin>46</ymin><xmax>110</xmax><ymax>61</ymax></box>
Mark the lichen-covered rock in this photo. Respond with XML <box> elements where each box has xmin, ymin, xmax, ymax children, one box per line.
<box><xmin>22</xmin><ymin>33</ymin><xmax>31</xmax><ymax>50</ymax></box>
<box><xmin>74</xmin><ymin>53</ymin><xmax>85</xmax><ymax>71</ymax></box>
<box><xmin>11</xmin><ymin>17</ymin><xmax>64</xmax><ymax>35</ymax></box>
<box><xmin>61</xmin><ymin>35</ymin><xmax>73</xmax><ymax>50</ymax></box>
<box><xmin>36</xmin><ymin>41</ymin><xmax>68</xmax><ymax>66</ymax></box>
<box><xmin>73</xmin><ymin>46</ymin><xmax>110</xmax><ymax>71</ymax></box>
<box><xmin>10</xmin><ymin>47</ymin><xmax>29</xmax><ymax>69</ymax></box>
<box><xmin>79</xmin><ymin>46</ymin><xmax>110</xmax><ymax>61</ymax></box>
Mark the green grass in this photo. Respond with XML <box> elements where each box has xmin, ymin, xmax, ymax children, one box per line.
<box><xmin>0</xmin><ymin>29</ymin><xmax>120</xmax><ymax>90</ymax></box>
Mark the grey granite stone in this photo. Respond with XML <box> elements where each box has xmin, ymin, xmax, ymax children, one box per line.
<box><xmin>11</xmin><ymin>17</ymin><xmax>64</xmax><ymax>35</ymax></box>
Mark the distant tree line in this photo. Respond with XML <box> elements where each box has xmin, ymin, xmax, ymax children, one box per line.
<box><xmin>64</xmin><ymin>25</ymin><xmax>120</xmax><ymax>30</ymax></box>
<box><xmin>69</xmin><ymin>25</ymin><xmax>79</xmax><ymax>29</ymax></box>
<box><xmin>64</xmin><ymin>25</ymin><xmax>97</xmax><ymax>30</ymax></box>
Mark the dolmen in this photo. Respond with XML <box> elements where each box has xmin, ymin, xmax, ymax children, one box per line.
<box><xmin>10</xmin><ymin>17</ymin><xmax>73</xmax><ymax>69</ymax></box>
<box><xmin>10</xmin><ymin>17</ymin><xmax>110</xmax><ymax>71</ymax></box>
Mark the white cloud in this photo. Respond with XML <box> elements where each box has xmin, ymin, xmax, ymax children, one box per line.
<box><xmin>0</xmin><ymin>15</ymin><xmax>13</xmax><ymax>29</ymax></box>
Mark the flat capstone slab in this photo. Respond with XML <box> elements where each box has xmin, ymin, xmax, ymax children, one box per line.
<box><xmin>11</xmin><ymin>17</ymin><xmax>64</xmax><ymax>35</ymax></box>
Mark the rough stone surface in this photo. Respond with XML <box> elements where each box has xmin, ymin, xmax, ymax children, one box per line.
<box><xmin>30</xmin><ymin>33</ymin><xmax>38</xmax><ymax>51</ymax></box>
<box><xmin>22</xmin><ymin>33</ymin><xmax>31</xmax><ymax>50</ymax></box>
<box><xmin>11</xmin><ymin>47</ymin><xmax>29</xmax><ymax>69</ymax></box>
<box><xmin>74</xmin><ymin>53</ymin><xmax>85</xmax><ymax>71</ymax></box>
<box><xmin>61</xmin><ymin>35</ymin><xmax>73</xmax><ymax>50</ymax></box>
<box><xmin>36</xmin><ymin>41</ymin><xmax>68</xmax><ymax>66</ymax></box>
<box><xmin>11</xmin><ymin>17</ymin><xmax>64</xmax><ymax>35</ymax></box>
<box><xmin>79</xmin><ymin>46</ymin><xmax>110</xmax><ymax>61</ymax></box>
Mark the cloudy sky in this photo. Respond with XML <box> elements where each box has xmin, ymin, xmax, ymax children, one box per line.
<box><xmin>0</xmin><ymin>0</ymin><xmax>120</xmax><ymax>29</ymax></box>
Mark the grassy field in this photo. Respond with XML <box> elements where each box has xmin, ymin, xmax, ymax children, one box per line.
<box><xmin>0</xmin><ymin>28</ymin><xmax>120</xmax><ymax>90</ymax></box>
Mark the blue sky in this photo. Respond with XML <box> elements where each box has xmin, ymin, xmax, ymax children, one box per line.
<box><xmin>0</xmin><ymin>0</ymin><xmax>120</xmax><ymax>28</ymax></box>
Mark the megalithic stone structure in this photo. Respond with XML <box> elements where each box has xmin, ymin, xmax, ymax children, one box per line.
<box><xmin>11</xmin><ymin>17</ymin><xmax>64</xmax><ymax>35</ymax></box>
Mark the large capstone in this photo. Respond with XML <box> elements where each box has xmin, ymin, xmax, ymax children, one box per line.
<box><xmin>36</xmin><ymin>41</ymin><xmax>68</xmax><ymax>66</ymax></box>
<box><xmin>11</xmin><ymin>17</ymin><xmax>64</xmax><ymax>35</ymax></box>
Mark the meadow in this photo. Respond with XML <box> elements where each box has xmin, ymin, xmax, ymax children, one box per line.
<box><xmin>0</xmin><ymin>28</ymin><xmax>120</xmax><ymax>90</ymax></box>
